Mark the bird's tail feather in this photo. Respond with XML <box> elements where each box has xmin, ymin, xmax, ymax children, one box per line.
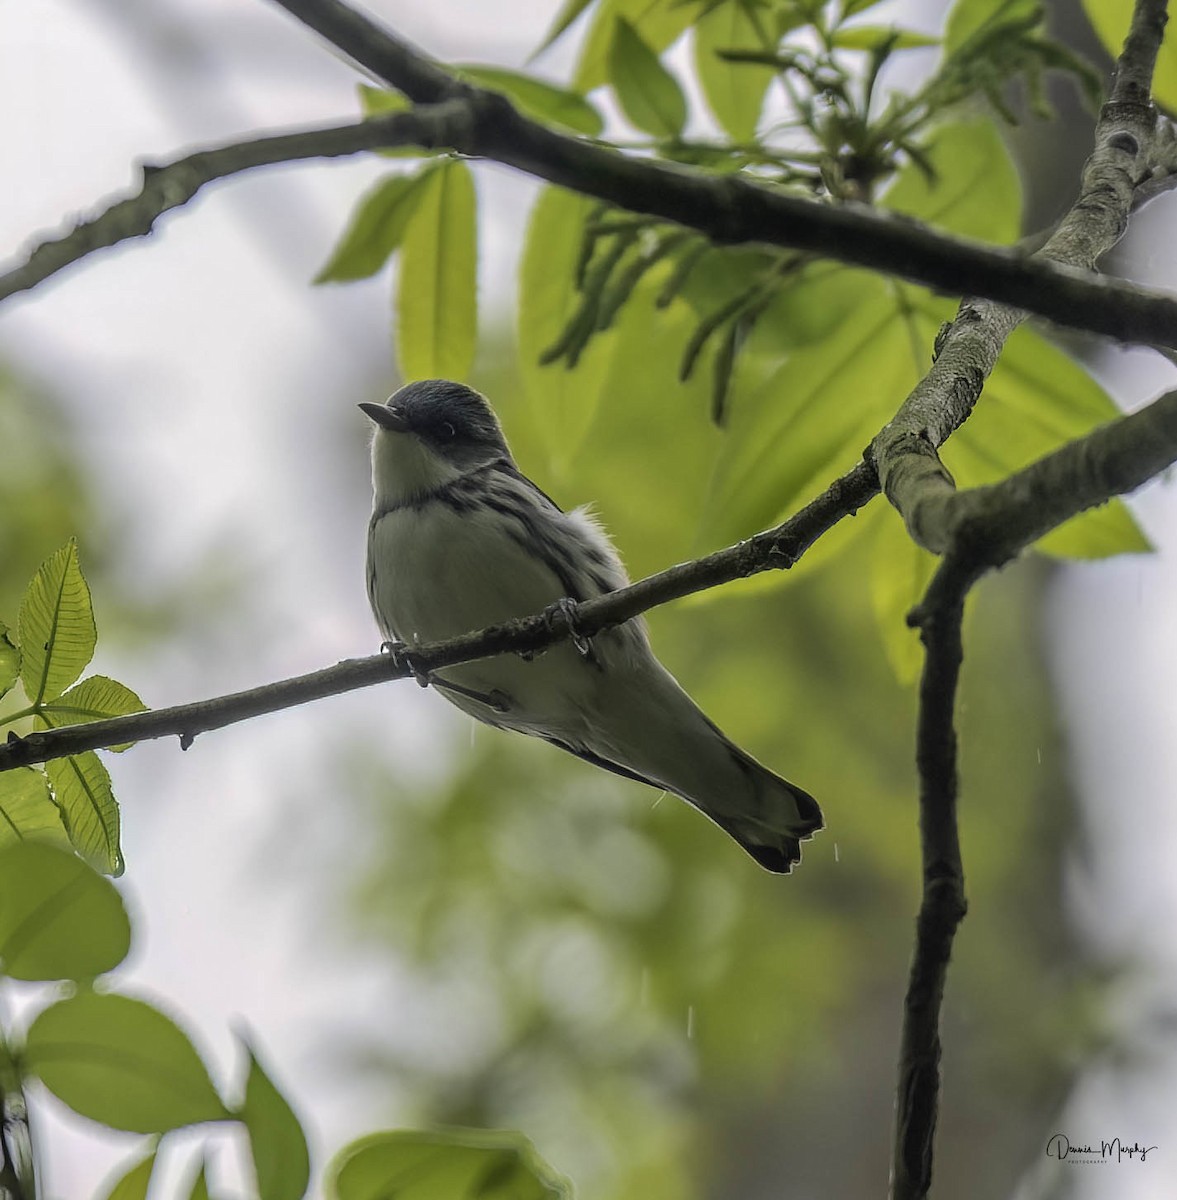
<box><xmin>593</xmin><ymin>662</ymin><xmax>823</xmax><ymax>874</ymax></box>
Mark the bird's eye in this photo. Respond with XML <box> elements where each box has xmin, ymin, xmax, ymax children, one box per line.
<box><xmin>441</xmin><ymin>422</ymin><xmax>456</xmax><ymax>439</ymax></box>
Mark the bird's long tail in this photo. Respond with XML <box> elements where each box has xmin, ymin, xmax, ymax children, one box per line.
<box><xmin>594</xmin><ymin>661</ymin><xmax>823</xmax><ymax>873</ymax></box>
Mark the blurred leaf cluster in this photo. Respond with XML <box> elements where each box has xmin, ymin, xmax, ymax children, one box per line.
<box><xmin>1</xmin><ymin>840</ymin><xmax>564</xmax><ymax>1200</ymax></box>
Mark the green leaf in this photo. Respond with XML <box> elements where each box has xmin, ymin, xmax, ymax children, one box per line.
<box><xmin>831</xmin><ymin>26</ymin><xmax>940</xmax><ymax>50</ymax></box>
<box><xmin>609</xmin><ymin>17</ymin><xmax>688</xmax><ymax>138</ymax></box>
<box><xmin>0</xmin><ymin>767</ymin><xmax>70</xmax><ymax>852</ymax></box>
<box><xmin>17</xmin><ymin>539</ymin><xmax>97</xmax><ymax>705</ymax></box>
<box><xmin>358</xmin><ymin>83</ymin><xmax>410</xmax><ymax>117</ymax></box>
<box><xmin>24</xmin><ymin>991</ymin><xmax>228</xmax><ymax>1133</ymax></box>
<box><xmin>39</xmin><ymin>675</ymin><xmax>147</xmax><ymax>751</ymax></box>
<box><xmin>96</xmin><ymin>1148</ymin><xmax>158</xmax><ymax>1200</ymax></box>
<box><xmin>46</xmin><ymin>751</ymin><xmax>123</xmax><ymax>876</ymax></box>
<box><xmin>1081</xmin><ymin>0</ymin><xmax>1177</xmax><ymax>112</ymax></box>
<box><xmin>330</xmin><ymin>1128</ymin><xmax>570</xmax><ymax>1200</ymax></box>
<box><xmin>240</xmin><ymin>1035</ymin><xmax>311</xmax><ymax>1200</ymax></box>
<box><xmin>945</xmin><ymin>0</ymin><xmax>1040</xmax><ymax>54</ymax></box>
<box><xmin>397</xmin><ymin>159</ymin><xmax>478</xmax><ymax>382</ymax></box>
<box><xmin>533</xmin><ymin>0</ymin><xmax>599</xmax><ymax>58</ymax></box>
<box><xmin>0</xmin><ymin>840</ymin><xmax>130</xmax><ymax>980</ymax></box>
<box><xmin>457</xmin><ymin>65</ymin><xmax>603</xmax><ymax>135</ymax></box>
<box><xmin>315</xmin><ymin>171</ymin><xmax>435</xmax><ymax>284</ymax></box>
<box><xmin>882</xmin><ymin>119</ymin><xmax>1021</xmax><ymax>243</ymax></box>
<box><xmin>574</xmin><ymin>0</ymin><xmax>700</xmax><ymax>94</ymax></box>
<box><xmin>0</xmin><ymin>620</ymin><xmax>19</xmax><ymax>697</ymax></box>
<box><xmin>694</xmin><ymin>1</ymin><xmax>775</xmax><ymax>142</ymax></box>
<box><xmin>516</xmin><ymin>188</ymin><xmax>619</xmax><ymax>475</ymax></box>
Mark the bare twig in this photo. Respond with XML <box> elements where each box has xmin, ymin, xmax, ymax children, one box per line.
<box><xmin>0</xmin><ymin>106</ymin><xmax>475</xmax><ymax>302</ymax></box>
<box><xmin>0</xmin><ymin>464</ymin><xmax>877</xmax><ymax>772</ymax></box>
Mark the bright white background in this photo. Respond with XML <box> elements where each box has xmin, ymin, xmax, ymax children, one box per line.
<box><xmin>2</xmin><ymin>2</ymin><xmax>1176</xmax><ymax>1197</ymax></box>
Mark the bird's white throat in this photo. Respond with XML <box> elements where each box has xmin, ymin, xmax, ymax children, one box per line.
<box><xmin>370</xmin><ymin>429</ymin><xmax>465</xmax><ymax>507</ymax></box>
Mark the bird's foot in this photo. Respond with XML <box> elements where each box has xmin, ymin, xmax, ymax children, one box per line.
<box><xmin>381</xmin><ymin>640</ymin><xmax>510</xmax><ymax>714</ymax></box>
<box><xmin>543</xmin><ymin>596</ymin><xmax>592</xmax><ymax>658</ymax></box>
<box><xmin>381</xmin><ymin>639</ymin><xmax>431</xmax><ymax>689</ymax></box>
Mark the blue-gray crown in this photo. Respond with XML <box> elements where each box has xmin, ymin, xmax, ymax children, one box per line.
<box><xmin>363</xmin><ymin>380</ymin><xmax>510</xmax><ymax>458</ymax></box>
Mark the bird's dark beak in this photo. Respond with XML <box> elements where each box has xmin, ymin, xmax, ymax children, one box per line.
<box><xmin>359</xmin><ymin>401</ymin><xmax>410</xmax><ymax>432</ymax></box>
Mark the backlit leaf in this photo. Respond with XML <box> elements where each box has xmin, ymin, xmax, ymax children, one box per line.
<box><xmin>315</xmin><ymin>170</ymin><xmax>436</xmax><ymax>283</ymax></box>
<box><xmin>458</xmin><ymin>65</ymin><xmax>603</xmax><ymax>135</ymax></box>
<box><xmin>397</xmin><ymin>160</ymin><xmax>478</xmax><ymax>382</ymax></box>
<box><xmin>46</xmin><ymin>751</ymin><xmax>123</xmax><ymax>876</ymax></box>
<box><xmin>694</xmin><ymin>1</ymin><xmax>775</xmax><ymax>142</ymax></box>
<box><xmin>18</xmin><ymin>539</ymin><xmax>96</xmax><ymax>705</ymax></box>
<box><xmin>0</xmin><ymin>840</ymin><xmax>130</xmax><ymax>980</ymax></box>
<box><xmin>0</xmin><ymin>768</ymin><xmax>69</xmax><ymax>853</ymax></box>
<box><xmin>575</xmin><ymin>0</ymin><xmax>698</xmax><ymax>94</ymax></box>
<box><xmin>24</xmin><ymin>991</ymin><xmax>228</xmax><ymax>1133</ymax></box>
<box><xmin>331</xmin><ymin>1128</ymin><xmax>570</xmax><ymax>1200</ymax></box>
<box><xmin>38</xmin><ymin>675</ymin><xmax>147</xmax><ymax>752</ymax></box>
<box><xmin>240</xmin><ymin>1035</ymin><xmax>312</xmax><ymax>1200</ymax></box>
<box><xmin>609</xmin><ymin>17</ymin><xmax>688</xmax><ymax>138</ymax></box>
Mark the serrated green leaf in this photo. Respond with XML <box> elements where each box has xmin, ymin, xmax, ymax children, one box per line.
<box><xmin>832</xmin><ymin>25</ymin><xmax>940</xmax><ymax>50</ymax></box>
<box><xmin>1081</xmin><ymin>0</ymin><xmax>1177</xmax><ymax>113</ymax></box>
<box><xmin>18</xmin><ymin>539</ymin><xmax>96</xmax><ymax>705</ymax></box>
<box><xmin>575</xmin><ymin>0</ymin><xmax>699</xmax><ymax>94</ymax></box>
<box><xmin>240</xmin><ymin>1035</ymin><xmax>311</xmax><ymax>1200</ymax></box>
<box><xmin>533</xmin><ymin>0</ymin><xmax>599</xmax><ymax>58</ymax></box>
<box><xmin>397</xmin><ymin>159</ymin><xmax>478</xmax><ymax>382</ymax></box>
<box><xmin>39</xmin><ymin>675</ymin><xmax>147</xmax><ymax>752</ymax></box>
<box><xmin>330</xmin><ymin>1128</ymin><xmax>570</xmax><ymax>1200</ymax></box>
<box><xmin>458</xmin><ymin>65</ymin><xmax>603</xmax><ymax>135</ymax></box>
<box><xmin>516</xmin><ymin>188</ymin><xmax>619</xmax><ymax>475</ymax></box>
<box><xmin>694</xmin><ymin>1</ymin><xmax>775</xmax><ymax>142</ymax></box>
<box><xmin>0</xmin><ymin>840</ymin><xmax>130</xmax><ymax>980</ymax></box>
<box><xmin>609</xmin><ymin>17</ymin><xmax>688</xmax><ymax>138</ymax></box>
<box><xmin>315</xmin><ymin>170</ymin><xmax>435</xmax><ymax>284</ymax></box>
<box><xmin>882</xmin><ymin>119</ymin><xmax>1021</xmax><ymax>243</ymax></box>
<box><xmin>0</xmin><ymin>768</ymin><xmax>70</xmax><ymax>853</ymax></box>
<box><xmin>24</xmin><ymin>991</ymin><xmax>228</xmax><ymax>1133</ymax></box>
<box><xmin>46</xmin><ymin>751</ymin><xmax>122</xmax><ymax>876</ymax></box>
<box><xmin>96</xmin><ymin>1148</ymin><xmax>158</xmax><ymax>1200</ymax></box>
<box><xmin>0</xmin><ymin>620</ymin><xmax>19</xmax><ymax>697</ymax></box>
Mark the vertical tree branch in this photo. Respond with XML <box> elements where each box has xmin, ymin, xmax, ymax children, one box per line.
<box><xmin>890</xmin><ymin>564</ymin><xmax>972</xmax><ymax>1200</ymax></box>
<box><xmin>887</xmin><ymin>5</ymin><xmax>1168</xmax><ymax>1194</ymax></box>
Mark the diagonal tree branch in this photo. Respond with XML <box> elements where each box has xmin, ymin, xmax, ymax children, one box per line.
<box><xmin>0</xmin><ymin>106</ymin><xmax>475</xmax><ymax>302</ymax></box>
<box><xmin>266</xmin><ymin>0</ymin><xmax>1177</xmax><ymax>349</ymax></box>
<box><xmin>7</xmin><ymin>0</ymin><xmax>1177</xmax><ymax>353</ymax></box>
<box><xmin>0</xmin><ymin>464</ymin><xmax>878</xmax><ymax>772</ymax></box>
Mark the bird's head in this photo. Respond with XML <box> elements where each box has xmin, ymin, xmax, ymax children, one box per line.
<box><xmin>360</xmin><ymin>379</ymin><xmax>512</xmax><ymax>505</ymax></box>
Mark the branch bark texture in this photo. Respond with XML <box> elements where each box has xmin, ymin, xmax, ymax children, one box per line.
<box><xmin>886</xmin><ymin>4</ymin><xmax>1170</xmax><ymax>1197</ymax></box>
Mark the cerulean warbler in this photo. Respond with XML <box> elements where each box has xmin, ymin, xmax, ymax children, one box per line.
<box><xmin>361</xmin><ymin>380</ymin><xmax>822</xmax><ymax>872</ymax></box>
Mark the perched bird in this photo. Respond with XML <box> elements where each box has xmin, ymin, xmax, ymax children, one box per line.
<box><xmin>361</xmin><ymin>380</ymin><xmax>822</xmax><ymax>872</ymax></box>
